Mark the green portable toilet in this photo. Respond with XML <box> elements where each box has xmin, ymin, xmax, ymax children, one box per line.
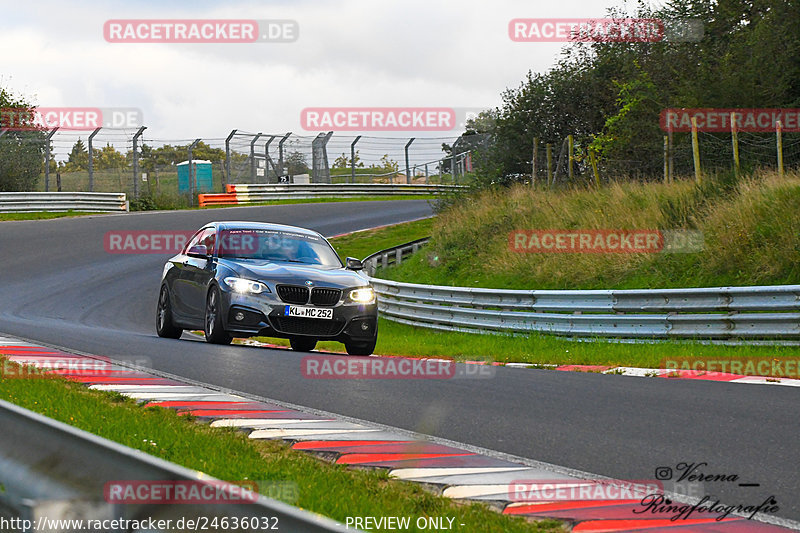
<box><xmin>177</xmin><ymin>160</ymin><xmax>213</xmax><ymax>193</ymax></box>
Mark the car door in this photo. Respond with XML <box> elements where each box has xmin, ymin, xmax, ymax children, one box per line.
<box><xmin>182</xmin><ymin>227</ymin><xmax>217</xmax><ymax>319</ymax></box>
<box><xmin>171</xmin><ymin>228</ymin><xmax>210</xmax><ymax>324</ymax></box>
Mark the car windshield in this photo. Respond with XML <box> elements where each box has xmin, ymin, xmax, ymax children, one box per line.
<box><xmin>217</xmin><ymin>228</ymin><xmax>342</xmax><ymax>267</ymax></box>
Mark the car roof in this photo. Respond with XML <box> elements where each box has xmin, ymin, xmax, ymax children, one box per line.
<box><xmin>207</xmin><ymin>221</ymin><xmax>324</xmax><ymax>238</ymax></box>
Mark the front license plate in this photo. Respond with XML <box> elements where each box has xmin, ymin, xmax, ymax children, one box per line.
<box><xmin>285</xmin><ymin>305</ymin><xmax>333</xmax><ymax>320</ymax></box>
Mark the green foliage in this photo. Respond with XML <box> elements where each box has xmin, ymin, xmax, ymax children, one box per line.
<box><xmin>0</xmin><ymin>88</ymin><xmax>44</xmax><ymax>192</ymax></box>
<box><xmin>63</xmin><ymin>139</ymin><xmax>89</xmax><ymax>172</ymax></box>
<box><xmin>469</xmin><ymin>0</ymin><xmax>800</xmax><ymax>186</ymax></box>
<box><xmin>285</xmin><ymin>150</ymin><xmax>309</xmax><ymax>175</ymax></box>
<box><xmin>332</xmin><ymin>150</ymin><xmax>364</xmax><ymax>169</ymax></box>
<box><xmin>378</xmin><ymin>154</ymin><xmax>399</xmax><ymax>173</ymax></box>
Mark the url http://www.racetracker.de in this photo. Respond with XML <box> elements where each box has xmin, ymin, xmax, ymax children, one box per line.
<box><xmin>0</xmin><ymin>516</ymin><xmax>281</xmax><ymax>532</ymax></box>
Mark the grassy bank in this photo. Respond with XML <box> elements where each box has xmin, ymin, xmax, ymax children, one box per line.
<box><xmin>0</xmin><ymin>358</ymin><xmax>562</xmax><ymax>532</ymax></box>
<box><xmin>317</xmin><ymin>197</ymin><xmax>800</xmax><ymax>368</ymax></box>
<box><xmin>332</xmin><ymin>217</ymin><xmax>433</xmax><ymax>261</ymax></box>
<box><xmin>0</xmin><ymin>211</ymin><xmax>96</xmax><ymax>221</ymax></box>
<box><xmin>253</xmin><ymin>318</ymin><xmax>800</xmax><ymax>368</ymax></box>
<box><xmin>384</xmin><ymin>171</ymin><xmax>800</xmax><ymax>290</ymax></box>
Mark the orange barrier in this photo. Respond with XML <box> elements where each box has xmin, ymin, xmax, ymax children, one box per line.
<box><xmin>198</xmin><ymin>193</ymin><xmax>238</xmax><ymax>207</ymax></box>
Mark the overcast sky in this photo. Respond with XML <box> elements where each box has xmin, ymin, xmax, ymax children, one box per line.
<box><xmin>1</xmin><ymin>0</ymin><xmax>651</xmax><ymax>148</ymax></box>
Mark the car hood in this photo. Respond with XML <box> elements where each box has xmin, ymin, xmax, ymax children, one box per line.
<box><xmin>218</xmin><ymin>259</ymin><xmax>369</xmax><ymax>290</ymax></box>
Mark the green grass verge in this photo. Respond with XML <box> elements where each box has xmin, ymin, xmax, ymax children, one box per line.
<box><xmin>0</xmin><ymin>359</ymin><xmax>562</xmax><ymax>532</ymax></box>
<box><xmin>332</xmin><ymin>217</ymin><xmax>433</xmax><ymax>261</ymax></box>
<box><xmin>253</xmin><ymin>318</ymin><xmax>800</xmax><ymax>369</ymax></box>
<box><xmin>0</xmin><ymin>211</ymin><xmax>97</xmax><ymax>221</ymax></box>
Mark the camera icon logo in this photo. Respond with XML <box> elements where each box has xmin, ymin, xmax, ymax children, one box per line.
<box><xmin>655</xmin><ymin>467</ymin><xmax>673</xmax><ymax>480</ymax></box>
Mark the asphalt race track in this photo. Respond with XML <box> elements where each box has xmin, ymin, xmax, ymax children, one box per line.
<box><xmin>1</xmin><ymin>200</ymin><xmax>798</xmax><ymax>522</ymax></box>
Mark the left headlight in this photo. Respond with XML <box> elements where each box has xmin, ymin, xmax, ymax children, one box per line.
<box><xmin>348</xmin><ymin>287</ymin><xmax>376</xmax><ymax>304</ymax></box>
<box><xmin>223</xmin><ymin>277</ymin><xmax>270</xmax><ymax>294</ymax></box>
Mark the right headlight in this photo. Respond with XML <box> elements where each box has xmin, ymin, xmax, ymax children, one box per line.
<box><xmin>348</xmin><ymin>287</ymin><xmax>376</xmax><ymax>304</ymax></box>
<box><xmin>223</xmin><ymin>277</ymin><xmax>269</xmax><ymax>294</ymax></box>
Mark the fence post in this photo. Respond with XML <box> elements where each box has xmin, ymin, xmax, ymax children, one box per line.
<box><xmin>224</xmin><ymin>129</ymin><xmax>237</xmax><ymax>188</ymax></box>
<box><xmin>691</xmin><ymin>117</ymin><xmax>701</xmax><ymax>184</ymax></box>
<box><xmin>589</xmin><ymin>149</ymin><xmax>600</xmax><ymax>187</ymax></box>
<box><xmin>44</xmin><ymin>128</ymin><xmax>58</xmax><ymax>192</ymax></box>
<box><xmin>531</xmin><ymin>137</ymin><xmax>538</xmax><ymax>186</ymax></box>
<box><xmin>668</xmin><ymin>129</ymin><xmax>674</xmax><ymax>182</ymax></box>
<box><xmin>132</xmin><ymin>126</ymin><xmax>146</xmax><ymax>198</ymax></box>
<box><xmin>188</xmin><ymin>138</ymin><xmax>201</xmax><ymax>205</ymax></box>
<box><xmin>730</xmin><ymin>112</ymin><xmax>740</xmax><ymax>178</ymax></box>
<box><xmin>264</xmin><ymin>136</ymin><xmax>276</xmax><ymax>182</ymax></box>
<box><xmin>567</xmin><ymin>135</ymin><xmax>574</xmax><ymax>181</ymax></box>
<box><xmin>278</xmin><ymin>132</ymin><xmax>291</xmax><ymax>180</ymax></box>
<box><xmin>311</xmin><ymin>132</ymin><xmax>332</xmax><ymax>183</ymax></box>
<box><xmin>663</xmin><ymin>135</ymin><xmax>669</xmax><ymax>183</ymax></box>
<box><xmin>546</xmin><ymin>143</ymin><xmax>553</xmax><ymax>187</ymax></box>
<box><xmin>87</xmin><ymin>127</ymin><xmax>101</xmax><ymax>192</ymax></box>
<box><xmin>350</xmin><ymin>135</ymin><xmax>361</xmax><ymax>183</ymax></box>
<box><xmin>250</xmin><ymin>133</ymin><xmax>263</xmax><ymax>183</ymax></box>
<box><xmin>777</xmin><ymin>121</ymin><xmax>784</xmax><ymax>178</ymax></box>
<box><xmin>404</xmin><ymin>138</ymin><xmax>415</xmax><ymax>184</ymax></box>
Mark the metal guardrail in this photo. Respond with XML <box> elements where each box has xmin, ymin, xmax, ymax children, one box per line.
<box><xmin>363</xmin><ymin>237</ymin><xmax>430</xmax><ymax>276</ymax></box>
<box><xmin>198</xmin><ymin>184</ymin><xmax>463</xmax><ymax>207</ymax></box>
<box><xmin>365</xmin><ymin>239</ymin><xmax>800</xmax><ymax>340</ymax></box>
<box><xmin>0</xmin><ymin>399</ymin><xmax>351</xmax><ymax>532</ymax></box>
<box><xmin>0</xmin><ymin>192</ymin><xmax>129</xmax><ymax>212</ymax></box>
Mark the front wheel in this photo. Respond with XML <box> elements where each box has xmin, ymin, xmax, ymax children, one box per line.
<box><xmin>156</xmin><ymin>285</ymin><xmax>183</xmax><ymax>339</ymax></box>
<box><xmin>344</xmin><ymin>338</ymin><xmax>376</xmax><ymax>356</ymax></box>
<box><xmin>204</xmin><ymin>286</ymin><xmax>232</xmax><ymax>345</ymax></box>
<box><xmin>289</xmin><ymin>337</ymin><xmax>317</xmax><ymax>352</ymax></box>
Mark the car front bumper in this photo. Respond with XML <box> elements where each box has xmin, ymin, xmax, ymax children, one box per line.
<box><xmin>219</xmin><ymin>289</ymin><xmax>378</xmax><ymax>342</ymax></box>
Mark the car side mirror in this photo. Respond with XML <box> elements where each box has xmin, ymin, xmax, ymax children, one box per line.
<box><xmin>187</xmin><ymin>244</ymin><xmax>209</xmax><ymax>259</ymax></box>
<box><xmin>345</xmin><ymin>257</ymin><xmax>364</xmax><ymax>270</ymax></box>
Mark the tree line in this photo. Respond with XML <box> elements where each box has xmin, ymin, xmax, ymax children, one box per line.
<box><xmin>465</xmin><ymin>0</ymin><xmax>800</xmax><ymax>186</ymax></box>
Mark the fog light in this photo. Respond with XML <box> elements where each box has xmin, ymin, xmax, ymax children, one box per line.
<box><xmin>235</xmin><ymin>312</ymin><xmax>245</xmax><ymax>322</ymax></box>
<box><xmin>360</xmin><ymin>322</ymin><xmax>370</xmax><ymax>331</ymax></box>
